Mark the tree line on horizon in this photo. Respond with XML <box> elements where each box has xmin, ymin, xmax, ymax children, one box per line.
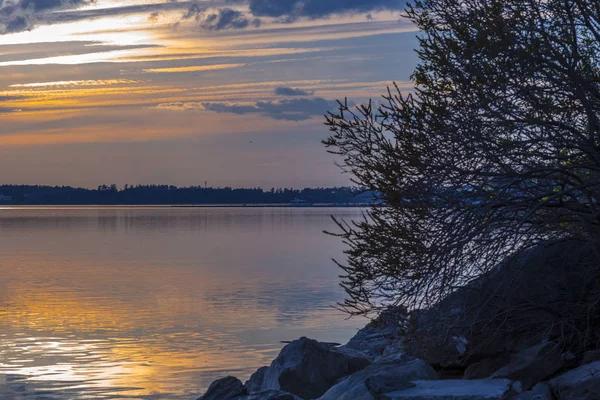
<box><xmin>0</xmin><ymin>184</ymin><xmax>374</xmax><ymax>205</ymax></box>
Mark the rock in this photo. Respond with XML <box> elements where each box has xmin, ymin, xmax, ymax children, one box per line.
<box><xmin>198</xmin><ymin>376</ymin><xmax>303</xmax><ymax>400</ymax></box>
<box><xmin>381</xmin><ymin>379</ymin><xmax>513</xmax><ymax>400</ymax></box>
<box><xmin>464</xmin><ymin>354</ymin><xmax>511</xmax><ymax>379</ymax></box>
<box><xmin>581</xmin><ymin>350</ymin><xmax>600</xmax><ymax>366</ymax></box>
<box><xmin>249</xmin><ymin>337</ymin><xmax>371</xmax><ymax>399</ymax></box>
<box><xmin>246</xmin><ymin>367</ymin><xmax>268</xmax><ymax>393</ymax></box>
<box><xmin>510</xmin><ymin>382</ymin><xmax>554</xmax><ymax>400</ymax></box>
<box><xmin>318</xmin><ymin>357</ymin><xmax>438</xmax><ymax>400</ymax></box>
<box><xmin>245</xmin><ymin>390</ymin><xmax>302</xmax><ymax>400</ymax></box>
<box><xmin>343</xmin><ymin>306</ymin><xmax>407</xmax><ymax>360</ymax></box>
<box><xmin>404</xmin><ymin>240</ymin><xmax>600</xmax><ymax>367</ymax></box>
<box><xmin>490</xmin><ymin>342</ymin><xmax>563</xmax><ymax>390</ymax></box>
<box><xmin>197</xmin><ymin>376</ymin><xmax>247</xmax><ymax>400</ymax></box>
<box><xmin>548</xmin><ymin>360</ymin><xmax>600</xmax><ymax>400</ymax></box>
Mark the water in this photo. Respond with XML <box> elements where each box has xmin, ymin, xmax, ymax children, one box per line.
<box><xmin>0</xmin><ymin>207</ymin><xmax>365</xmax><ymax>399</ymax></box>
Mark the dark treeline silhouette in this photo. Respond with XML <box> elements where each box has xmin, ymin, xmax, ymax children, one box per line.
<box><xmin>0</xmin><ymin>185</ymin><xmax>374</xmax><ymax>205</ymax></box>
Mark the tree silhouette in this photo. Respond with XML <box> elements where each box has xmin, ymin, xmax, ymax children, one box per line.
<box><xmin>325</xmin><ymin>0</ymin><xmax>600</xmax><ymax>316</ymax></box>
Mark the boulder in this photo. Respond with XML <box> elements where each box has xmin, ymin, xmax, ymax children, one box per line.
<box><xmin>197</xmin><ymin>376</ymin><xmax>247</xmax><ymax>400</ymax></box>
<box><xmin>198</xmin><ymin>376</ymin><xmax>303</xmax><ymax>400</ymax></box>
<box><xmin>246</xmin><ymin>367</ymin><xmax>268</xmax><ymax>393</ymax></box>
<box><xmin>318</xmin><ymin>357</ymin><xmax>438</xmax><ymax>400</ymax></box>
<box><xmin>581</xmin><ymin>350</ymin><xmax>600</xmax><ymax>366</ymax></box>
<box><xmin>343</xmin><ymin>306</ymin><xmax>407</xmax><ymax>360</ymax></box>
<box><xmin>381</xmin><ymin>379</ymin><xmax>513</xmax><ymax>400</ymax></box>
<box><xmin>548</xmin><ymin>360</ymin><xmax>600</xmax><ymax>400</ymax></box>
<box><xmin>404</xmin><ymin>240</ymin><xmax>600</xmax><ymax>367</ymax></box>
<box><xmin>247</xmin><ymin>337</ymin><xmax>370</xmax><ymax>399</ymax></box>
<box><xmin>464</xmin><ymin>354</ymin><xmax>511</xmax><ymax>379</ymax></box>
<box><xmin>490</xmin><ymin>342</ymin><xmax>563</xmax><ymax>390</ymax></box>
<box><xmin>245</xmin><ymin>390</ymin><xmax>302</xmax><ymax>400</ymax></box>
<box><xmin>510</xmin><ymin>383</ymin><xmax>554</xmax><ymax>400</ymax></box>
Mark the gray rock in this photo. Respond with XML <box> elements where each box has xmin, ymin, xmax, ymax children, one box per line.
<box><xmin>464</xmin><ymin>354</ymin><xmax>511</xmax><ymax>379</ymax></box>
<box><xmin>490</xmin><ymin>342</ymin><xmax>563</xmax><ymax>390</ymax></box>
<box><xmin>343</xmin><ymin>306</ymin><xmax>407</xmax><ymax>361</ymax></box>
<box><xmin>246</xmin><ymin>367</ymin><xmax>268</xmax><ymax>393</ymax></box>
<box><xmin>245</xmin><ymin>390</ymin><xmax>302</xmax><ymax>400</ymax></box>
<box><xmin>250</xmin><ymin>337</ymin><xmax>371</xmax><ymax>399</ymax></box>
<box><xmin>382</xmin><ymin>379</ymin><xmax>513</xmax><ymax>400</ymax></box>
<box><xmin>549</xmin><ymin>361</ymin><xmax>600</xmax><ymax>400</ymax></box>
<box><xmin>510</xmin><ymin>383</ymin><xmax>554</xmax><ymax>400</ymax></box>
<box><xmin>318</xmin><ymin>357</ymin><xmax>438</xmax><ymax>400</ymax></box>
<box><xmin>197</xmin><ymin>376</ymin><xmax>247</xmax><ymax>400</ymax></box>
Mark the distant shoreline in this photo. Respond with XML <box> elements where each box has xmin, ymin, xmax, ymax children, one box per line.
<box><xmin>0</xmin><ymin>185</ymin><xmax>375</xmax><ymax>206</ymax></box>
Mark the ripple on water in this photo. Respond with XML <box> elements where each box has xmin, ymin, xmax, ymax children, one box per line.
<box><xmin>0</xmin><ymin>207</ymin><xmax>364</xmax><ymax>399</ymax></box>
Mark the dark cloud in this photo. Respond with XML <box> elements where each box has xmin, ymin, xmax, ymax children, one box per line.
<box><xmin>248</xmin><ymin>0</ymin><xmax>404</xmax><ymax>20</ymax></box>
<box><xmin>181</xmin><ymin>2</ymin><xmax>204</xmax><ymax>21</ymax></box>
<box><xmin>0</xmin><ymin>0</ymin><xmax>248</xmax><ymax>33</ymax></box>
<box><xmin>4</xmin><ymin>15</ymin><xmax>28</xmax><ymax>32</ymax></box>
<box><xmin>148</xmin><ymin>11</ymin><xmax>160</xmax><ymax>22</ymax></box>
<box><xmin>0</xmin><ymin>0</ymin><xmax>93</xmax><ymax>33</ymax></box>
<box><xmin>0</xmin><ymin>95</ymin><xmax>25</xmax><ymax>101</ymax></box>
<box><xmin>0</xmin><ymin>94</ymin><xmax>25</xmax><ymax>113</ymax></box>
<box><xmin>201</xmin><ymin>7</ymin><xmax>260</xmax><ymax>30</ymax></box>
<box><xmin>274</xmin><ymin>87</ymin><xmax>313</xmax><ymax>96</ymax></box>
<box><xmin>201</xmin><ymin>97</ymin><xmax>338</xmax><ymax>121</ymax></box>
<box><xmin>20</xmin><ymin>0</ymin><xmax>76</xmax><ymax>11</ymax></box>
<box><xmin>180</xmin><ymin>5</ymin><xmax>261</xmax><ymax>31</ymax></box>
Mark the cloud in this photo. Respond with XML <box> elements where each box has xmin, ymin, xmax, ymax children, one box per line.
<box><xmin>0</xmin><ymin>95</ymin><xmax>24</xmax><ymax>101</ymax></box>
<box><xmin>248</xmin><ymin>0</ymin><xmax>404</xmax><ymax>20</ymax></box>
<box><xmin>0</xmin><ymin>95</ymin><xmax>26</xmax><ymax>112</ymax></box>
<box><xmin>179</xmin><ymin>4</ymin><xmax>261</xmax><ymax>31</ymax></box>
<box><xmin>181</xmin><ymin>2</ymin><xmax>204</xmax><ymax>21</ymax></box>
<box><xmin>156</xmin><ymin>97</ymin><xmax>340</xmax><ymax>121</ymax></box>
<box><xmin>0</xmin><ymin>0</ymin><xmax>93</xmax><ymax>33</ymax></box>
<box><xmin>201</xmin><ymin>7</ymin><xmax>261</xmax><ymax>30</ymax></box>
<box><xmin>9</xmin><ymin>79</ymin><xmax>139</xmax><ymax>88</ymax></box>
<box><xmin>176</xmin><ymin>0</ymin><xmax>401</xmax><ymax>31</ymax></box>
<box><xmin>274</xmin><ymin>86</ymin><xmax>313</xmax><ymax>96</ymax></box>
<box><xmin>142</xmin><ymin>63</ymin><xmax>244</xmax><ymax>73</ymax></box>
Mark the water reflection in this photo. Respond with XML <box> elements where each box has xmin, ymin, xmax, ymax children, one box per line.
<box><xmin>0</xmin><ymin>207</ymin><xmax>363</xmax><ymax>399</ymax></box>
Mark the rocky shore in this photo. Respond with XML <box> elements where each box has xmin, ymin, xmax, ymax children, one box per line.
<box><xmin>197</xmin><ymin>240</ymin><xmax>600</xmax><ymax>400</ymax></box>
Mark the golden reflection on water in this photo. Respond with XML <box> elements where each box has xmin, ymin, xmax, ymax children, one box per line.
<box><xmin>0</xmin><ymin>207</ymin><xmax>362</xmax><ymax>399</ymax></box>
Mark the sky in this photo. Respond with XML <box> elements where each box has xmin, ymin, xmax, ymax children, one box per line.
<box><xmin>0</xmin><ymin>0</ymin><xmax>419</xmax><ymax>188</ymax></box>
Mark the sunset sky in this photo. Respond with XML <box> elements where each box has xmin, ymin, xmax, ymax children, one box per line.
<box><xmin>0</xmin><ymin>0</ymin><xmax>418</xmax><ymax>188</ymax></box>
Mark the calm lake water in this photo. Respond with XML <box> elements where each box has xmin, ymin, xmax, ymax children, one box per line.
<box><xmin>0</xmin><ymin>207</ymin><xmax>365</xmax><ymax>399</ymax></box>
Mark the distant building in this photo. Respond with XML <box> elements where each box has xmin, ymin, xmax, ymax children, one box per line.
<box><xmin>0</xmin><ymin>194</ymin><xmax>12</xmax><ymax>202</ymax></box>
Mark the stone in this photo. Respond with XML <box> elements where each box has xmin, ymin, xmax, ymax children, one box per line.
<box><xmin>245</xmin><ymin>390</ymin><xmax>302</xmax><ymax>400</ymax></box>
<box><xmin>249</xmin><ymin>337</ymin><xmax>370</xmax><ymax>399</ymax></box>
<box><xmin>548</xmin><ymin>360</ymin><xmax>600</xmax><ymax>400</ymax></box>
<box><xmin>581</xmin><ymin>350</ymin><xmax>600</xmax><ymax>366</ymax></box>
<box><xmin>490</xmin><ymin>342</ymin><xmax>563</xmax><ymax>390</ymax></box>
<box><xmin>382</xmin><ymin>379</ymin><xmax>513</xmax><ymax>400</ymax></box>
<box><xmin>197</xmin><ymin>376</ymin><xmax>247</xmax><ymax>400</ymax></box>
<box><xmin>318</xmin><ymin>357</ymin><xmax>438</xmax><ymax>400</ymax></box>
<box><xmin>464</xmin><ymin>354</ymin><xmax>511</xmax><ymax>379</ymax></box>
<box><xmin>246</xmin><ymin>367</ymin><xmax>268</xmax><ymax>393</ymax></box>
<box><xmin>343</xmin><ymin>306</ymin><xmax>407</xmax><ymax>361</ymax></box>
<box><xmin>403</xmin><ymin>240</ymin><xmax>600</xmax><ymax>367</ymax></box>
<box><xmin>510</xmin><ymin>383</ymin><xmax>554</xmax><ymax>400</ymax></box>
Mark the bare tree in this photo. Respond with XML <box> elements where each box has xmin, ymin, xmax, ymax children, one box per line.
<box><xmin>325</xmin><ymin>0</ymin><xmax>600</xmax><ymax>318</ymax></box>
